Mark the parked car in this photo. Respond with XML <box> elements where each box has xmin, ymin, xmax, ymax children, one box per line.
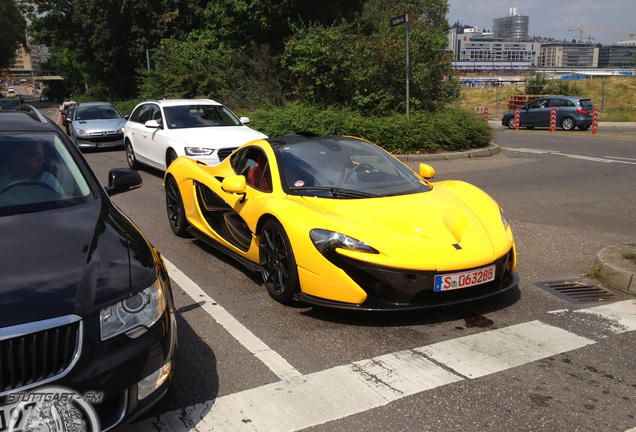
<box><xmin>124</xmin><ymin>99</ymin><xmax>267</xmax><ymax>171</ymax></box>
<box><xmin>165</xmin><ymin>132</ymin><xmax>518</xmax><ymax>310</ymax></box>
<box><xmin>6</xmin><ymin>88</ymin><xmax>16</xmax><ymax>98</ymax></box>
<box><xmin>39</xmin><ymin>94</ymin><xmax>49</xmax><ymax>102</ymax></box>
<box><xmin>502</xmin><ymin>96</ymin><xmax>595</xmax><ymax>131</ymax></box>
<box><xmin>60</xmin><ymin>101</ymin><xmax>76</xmax><ymax>126</ymax></box>
<box><xmin>67</xmin><ymin>102</ymin><xmax>127</xmax><ymax>149</ymax></box>
<box><xmin>0</xmin><ymin>107</ymin><xmax>178</xmax><ymax>430</ymax></box>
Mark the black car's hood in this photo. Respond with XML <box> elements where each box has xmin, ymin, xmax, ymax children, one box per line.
<box><xmin>1</xmin><ymin>199</ymin><xmax>157</xmax><ymax>328</ymax></box>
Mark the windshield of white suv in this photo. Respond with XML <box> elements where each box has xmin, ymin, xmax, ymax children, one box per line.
<box><xmin>164</xmin><ymin>105</ymin><xmax>242</xmax><ymax>129</ymax></box>
<box><xmin>0</xmin><ymin>132</ymin><xmax>92</xmax><ymax>213</ymax></box>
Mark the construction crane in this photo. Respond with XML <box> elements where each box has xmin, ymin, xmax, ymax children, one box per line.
<box><xmin>567</xmin><ymin>25</ymin><xmax>623</xmax><ymax>43</ymax></box>
<box><xmin>613</xmin><ymin>31</ymin><xmax>636</xmax><ymax>40</ymax></box>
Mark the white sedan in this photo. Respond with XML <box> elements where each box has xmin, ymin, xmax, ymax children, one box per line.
<box><xmin>123</xmin><ymin>99</ymin><xmax>267</xmax><ymax>171</ymax></box>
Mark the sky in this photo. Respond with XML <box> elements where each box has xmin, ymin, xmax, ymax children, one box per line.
<box><xmin>447</xmin><ymin>0</ymin><xmax>636</xmax><ymax>45</ymax></box>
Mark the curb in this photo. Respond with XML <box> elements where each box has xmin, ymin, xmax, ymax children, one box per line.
<box><xmin>594</xmin><ymin>244</ymin><xmax>636</xmax><ymax>295</ymax></box>
<box><xmin>395</xmin><ymin>143</ymin><xmax>500</xmax><ymax>162</ymax></box>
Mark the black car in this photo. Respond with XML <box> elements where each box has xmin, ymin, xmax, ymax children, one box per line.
<box><xmin>0</xmin><ymin>108</ymin><xmax>177</xmax><ymax>430</ymax></box>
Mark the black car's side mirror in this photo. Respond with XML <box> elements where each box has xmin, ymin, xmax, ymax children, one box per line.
<box><xmin>105</xmin><ymin>168</ymin><xmax>143</xmax><ymax>196</ymax></box>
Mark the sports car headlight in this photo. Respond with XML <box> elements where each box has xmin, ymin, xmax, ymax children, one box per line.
<box><xmin>185</xmin><ymin>147</ymin><xmax>215</xmax><ymax>156</ymax></box>
<box><xmin>310</xmin><ymin>229</ymin><xmax>379</xmax><ymax>255</ymax></box>
<box><xmin>100</xmin><ymin>280</ymin><xmax>166</xmax><ymax>341</ymax></box>
<box><xmin>500</xmin><ymin>207</ymin><xmax>509</xmax><ymax>230</ymax></box>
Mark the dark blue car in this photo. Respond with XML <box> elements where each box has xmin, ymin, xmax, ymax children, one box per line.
<box><xmin>502</xmin><ymin>96</ymin><xmax>595</xmax><ymax>131</ymax></box>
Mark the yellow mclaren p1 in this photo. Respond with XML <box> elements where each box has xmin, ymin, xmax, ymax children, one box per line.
<box><xmin>164</xmin><ymin>132</ymin><xmax>518</xmax><ymax>310</ymax></box>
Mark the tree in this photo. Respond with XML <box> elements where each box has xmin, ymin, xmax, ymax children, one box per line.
<box><xmin>281</xmin><ymin>0</ymin><xmax>456</xmax><ymax>114</ymax></box>
<box><xmin>0</xmin><ymin>1</ymin><xmax>27</xmax><ymax>70</ymax></box>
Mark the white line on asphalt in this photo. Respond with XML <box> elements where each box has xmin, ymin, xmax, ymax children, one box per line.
<box><xmin>122</xmin><ymin>319</ymin><xmax>596</xmax><ymax>432</ymax></box>
<box><xmin>163</xmin><ymin>258</ymin><xmax>302</xmax><ymax>381</ymax></box>
<box><xmin>574</xmin><ymin>299</ymin><xmax>636</xmax><ymax>333</ymax></box>
<box><xmin>502</xmin><ymin>147</ymin><xmax>636</xmax><ymax>165</ymax></box>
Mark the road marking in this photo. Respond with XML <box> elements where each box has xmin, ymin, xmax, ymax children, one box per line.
<box><xmin>574</xmin><ymin>299</ymin><xmax>636</xmax><ymax>333</ymax></box>
<box><xmin>502</xmin><ymin>147</ymin><xmax>636</xmax><ymax>165</ymax></box>
<box><xmin>163</xmin><ymin>258</ymin><xmax>302</xmax><ymax>381</ymax></box>
<box><xmin>122</xmin><ymin>319</ymin><xmax>596</xmax><ymax>432</ymax></box>
<box><xmin>143</xmin><ymin>260</ymin><xmax>635</xmax><ymax>432</ymax></box>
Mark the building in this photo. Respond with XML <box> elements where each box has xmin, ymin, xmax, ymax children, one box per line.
<box><xmin>538</xmin><ymin>43</ymin><xmax>599</xmax><ymax>68</ymax></box>
<box><xmin>598</xmin><ymin>43</ymin><xmax>636</xmax><ymax>69</ymax></box>
<box><xmin>492</xmin><ymin>8</ymin><xmax>529</xmax><ymax>42</ymax></box>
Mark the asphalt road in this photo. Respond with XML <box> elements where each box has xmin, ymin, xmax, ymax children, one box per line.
<box><xmin>40</xmin><ymin>106</ymin><xmax>636</xmax><ymax>432</ymax></box>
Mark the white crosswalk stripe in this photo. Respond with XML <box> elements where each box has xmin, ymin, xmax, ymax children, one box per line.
<box><xmin>122</xmin><ymin>260</ymin><xmax>636</xmax><ymax>432</ymax></box>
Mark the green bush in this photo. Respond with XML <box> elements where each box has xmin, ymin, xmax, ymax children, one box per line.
<box><xmin>244</xmin><ymin>103</ymin><xmax>492</xmax><ymax>154</ymax></box>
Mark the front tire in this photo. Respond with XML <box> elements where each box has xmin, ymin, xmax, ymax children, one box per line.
<box><xmin>166</xmin><ymin>149</ymin><xmax>178</xmax><ymax>168</ymax></box>
<box><xmin>259</xmin><ymin>220</ymin><xmax>299</xmax><ymax>304</ymax></box>
<box><xmin>165</xmin><ymin>176</ymin><xmax>189</xmax><ymax>237</ymax></box>
<box><xmin>561</xmin><ymin>117</ymin><xmax>576</xmax><ymax>131</ymax></box>
<box><xmin>126</xmin><ymin>140</ymin><xmax>141</xmax><ymax>169</ymax></box>
<box><xmin>506</xmin><ymin>117</ymin><xmax>515</xmax><ymax>129</ymax></box>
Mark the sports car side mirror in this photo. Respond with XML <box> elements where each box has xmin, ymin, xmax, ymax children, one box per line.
<box><xmin>221</xmin><ymin>175</ymin><xmax>247</xmax><ymax>202</ymax></box>
<box><xmin>419</xmin><ymin>163</ymin><xmax>435</xmax><ymax>179</ymax></box>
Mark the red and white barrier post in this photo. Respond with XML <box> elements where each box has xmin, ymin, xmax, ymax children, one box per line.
<box><xmin>592</xmin><ymin>108</ymin><xmax>599</xmax><ymax>135</ymax></box>
<box><xmin>550</xmin><ymin>107</ymin><xmax>557</xmax><ymax>133</ymax></box>
<box><xmin>514</xmin><ymin>107</ymin><xmax>520</xmax><ymax>131</ymax></box>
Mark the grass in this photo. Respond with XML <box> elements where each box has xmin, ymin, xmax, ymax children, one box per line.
<box><xmin>584</xmin><ymin>262</ymin><xmax>603</xmax><ymax>279</ymax></box>
<box><xmin>622</xmin><ymin>251</ymin><xmax>636</xmax><ymax>264</ymax></box>
<box><xmin>456</xmin><ymin>76</ymin><xmax>636</xmax><ymax>121</ymax></box>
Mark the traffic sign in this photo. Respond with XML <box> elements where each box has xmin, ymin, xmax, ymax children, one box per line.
<box><xmin>390</xmin><ymin>14</ymin><xmax>408</xmax><ymax>27</ymax></box>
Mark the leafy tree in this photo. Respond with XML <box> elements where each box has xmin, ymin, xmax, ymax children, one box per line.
<box><xmin>281</xmin><ymin>0</ymin><xmax>455</xmax><ymax>114</ymax></box>
<box><xmin>0</xmin><ymin>1</ymin><xmax>27</xmax><ymax>70</ymax></box>
<box><xmin>524</xmin><ymin>72</ymin><xmax>548</xmax><ymax>95</ymax></box>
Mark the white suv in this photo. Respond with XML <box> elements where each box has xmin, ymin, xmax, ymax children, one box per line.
<box><xmin>123</xmin><ymin>99</ymin><xmax>267</xmax><ymax>171</ymax></box>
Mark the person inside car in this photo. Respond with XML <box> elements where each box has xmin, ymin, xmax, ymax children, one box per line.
<box><xmin>0</xmin><ymin>141</ymin><xmax>64</xmax><ymax>193</ymax></box>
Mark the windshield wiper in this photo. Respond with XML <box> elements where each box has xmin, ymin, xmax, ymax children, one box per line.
<box><xmin>289</xmin><ymin>186</ymin><xmax>378</xmax><ymax>198</ymax></box>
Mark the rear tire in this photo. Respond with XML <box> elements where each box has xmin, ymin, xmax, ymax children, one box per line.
<box><xmin>561</xmin><ymin>117</ymin><xmax>576</xmax><ymax>131</ymax></box>
<box><xmin>165</xmin><ymin>176</ymin><xmax>189</xmax><ymax>237</ymax></box>
<box><xmin>259</xmin><ymin>220</ymin><xmax>299</xmax><ymax>304</ymax></box>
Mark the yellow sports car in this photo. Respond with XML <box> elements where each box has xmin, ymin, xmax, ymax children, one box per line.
<box><xmin>165</xmin><ymin>132</ymin><xmax>518</xmax><ymax>310</ymax></box>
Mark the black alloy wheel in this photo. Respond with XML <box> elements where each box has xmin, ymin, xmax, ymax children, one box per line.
<box><xmin>126</xmin><ymin>140</ymin><xmax>140</xmax><ymax>169</ymax></box>
<box><xmin>165</xmin><ymin>176</ymin><xmax>189</xmax><ymax>237</ymax></box>
<box><xmin>259</xmin><ymin>220</ymin><xmax>299</xmax><ymax>304</ymax></box>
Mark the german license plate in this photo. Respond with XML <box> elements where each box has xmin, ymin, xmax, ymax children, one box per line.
<box><xmin>434</xmin><ymin>265</ymin><xmax>496</xmax><ymax>292</ymax></box>
<box><xmin>97</xmin><ymin>141</ymin><xmax>121</xmax><ymax>148</ymax></box>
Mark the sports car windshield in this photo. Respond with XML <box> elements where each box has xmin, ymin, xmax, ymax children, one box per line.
<box><xmin>0</xmin><ymin>132</ymin><xmax>93</xmax><ymax>214</ymax></box>
<box><xmin>276</xmin><ymin>137</ymin><xmax>430</xmax><ymax>198</ymax></box>
<box><xmin>165</xmin><ymin>105</ymin><xmax>242</xmax><ymax>129</ymax></box>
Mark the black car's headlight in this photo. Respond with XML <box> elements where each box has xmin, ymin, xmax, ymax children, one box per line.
<box><xmin>100</xmin><ymin>279</ymin><xmax>166</xmax><ymax>341</ymax></box>
<box><xmin>310</xmin><ymin>229</ymin><xmax>379</xmax><ymax>255</ymax></box>
<box><xmin>185</xmin><ymin>147</ymin><xmax>214</xmax><ymax>156</ymax></box>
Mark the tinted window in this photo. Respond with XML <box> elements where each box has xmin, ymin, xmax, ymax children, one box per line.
<box><xmin>231</xmin><ymin>147</ymin><xmax>272</xmax><ymax>192</ymax></box>
<box><xmin>0</xmin><ymin>132</ymin><xmax>92</xmax><ymax>214</ymax></box>
<box><xmin>579</xmin><ymin>99</ymin><xmax>594</xmax><ymax>108</ymax></box>
<box><xmin>130</xmin><ymin>104</ymin><xmax>156</xmax><ymax>124</ymax></box>
<box><xmin>164</xmin><ymin>105</ymin><xmax>241</xmax><ymax>129</ymax></box>
<box><xmin>276</xmin><ymin>137</ymin><xmax>429</xmax><ymax>198</ymax></box>
<box><xmin>75</xmin><ymin>104</ymin><xmax>123</xmax><ymax>121</ymax></box>
<box><xmin>527</xmin><ymin>99</ymin><xmax>548</xmax><ymax>109</ymax></box>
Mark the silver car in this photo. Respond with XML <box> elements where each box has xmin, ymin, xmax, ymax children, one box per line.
<box><xmin>67</xmin><ymin>102</ymin><xmax>127</xmax><ymax>149</ymax></box>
